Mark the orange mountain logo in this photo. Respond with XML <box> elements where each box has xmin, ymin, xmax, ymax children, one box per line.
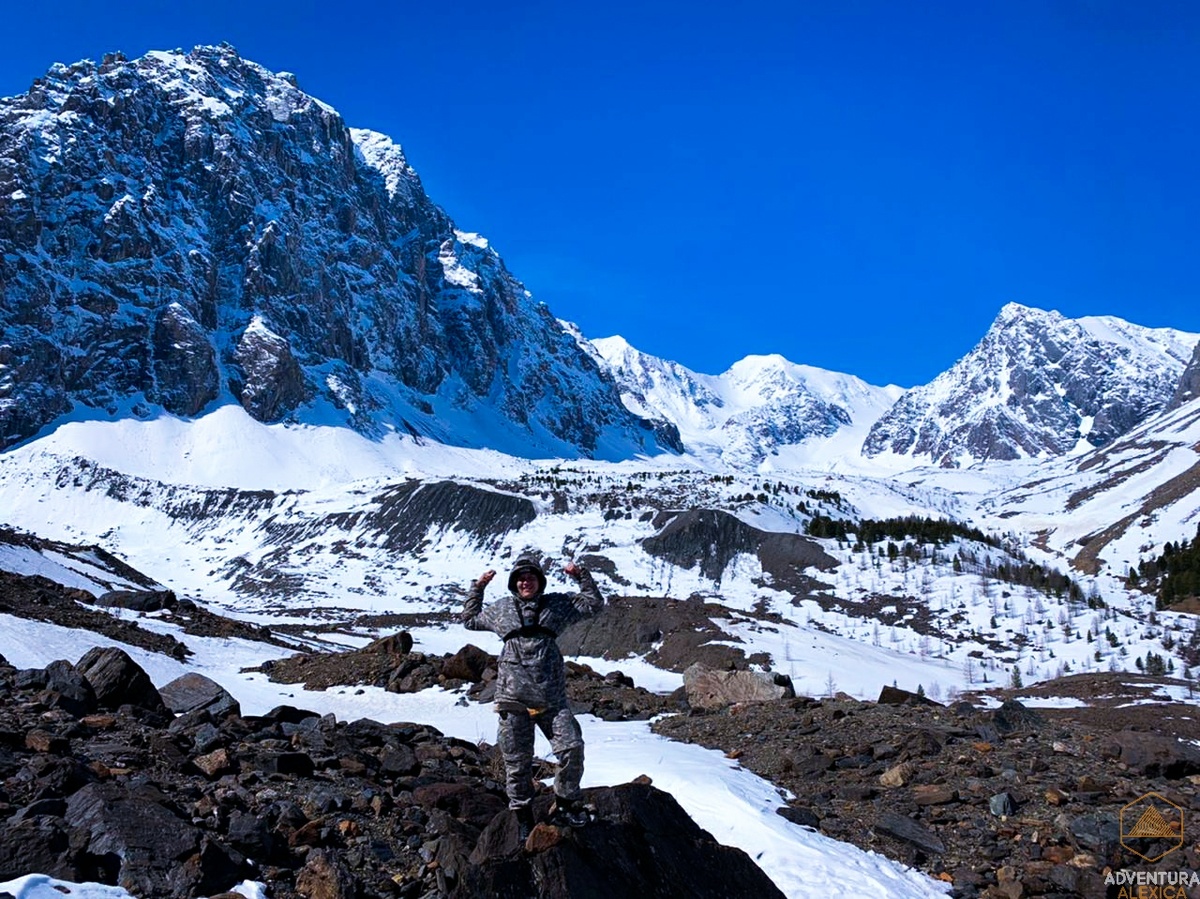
<box><xmin>1121</xmin><ymin>792</ymin><xmax>1184</xmax><ymax>862</ymax></box>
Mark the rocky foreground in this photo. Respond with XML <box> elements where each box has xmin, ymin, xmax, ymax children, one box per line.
<box><xmin>4</xmin><ymin>623</ymin><xmax>1200</xmax><ymax>899</ymax></box>
<box><xmin>260</xmin><ymin>636</ymin><xmax>1200</xmax><ymax>899</ymax></box>
<box><xmin>656</xmin><ymin>678</ymin><xmax>1200</xmax><ymax>899</ymax></box>
<box><xmin>0</xmin><ymin>647</ymin><xmax>781</xmax><ymax>899</ymax></box>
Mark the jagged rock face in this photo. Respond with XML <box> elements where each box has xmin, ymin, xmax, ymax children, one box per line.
<box><xmin>232</xmin><ymin>316</ymin><xmax>307</xmax><ymax>421</ymax></box>
<box><xmin>0</xmin><ymin>45</ymin><xmax>662</xmax><ymax>458</ymax></box>
<box><xmin>1168</xmin><ymin>340</ymin><xmax>1200</xmax><ymax>411</ymax></box>
<box><xmin>151</xmin><ymin>303</ymin><xmax>219</xmax><ymax>416</ymax></box>
<box><xmin>863</xmin><ymin>303</ymin><xmax>1199</xmax><ymax>466</ymax></box>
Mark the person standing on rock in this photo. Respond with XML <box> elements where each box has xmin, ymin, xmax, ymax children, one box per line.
<box><xmin>461</xmin><ymin>555</ymin><xmax>604</xmax><ymax>836</ymax></box>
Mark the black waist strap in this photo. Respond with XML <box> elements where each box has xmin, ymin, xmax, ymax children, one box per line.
<box><xmin>502</xmin><ymin>624</ymin><xmax>558</xmax><ymax>642</ymax></box>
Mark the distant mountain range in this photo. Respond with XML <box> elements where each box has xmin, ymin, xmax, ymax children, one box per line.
<box><xmin>1</xmin><ymin>45</ymin><xmax>1198</xmax><ymax>472</ymax></box>
<box><xmin>861</xmin><ymin>303</ymin><xmax>1198</xmax><ymax>466</ymax></box>
<box><xmin>577</xmin><ymin>305</ymin><xmax>1198</xmax><ymax>469</ymax></box>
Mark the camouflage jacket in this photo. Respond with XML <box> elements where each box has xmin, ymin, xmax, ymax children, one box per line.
<box><xmin>461</xmin><ymin>567</ymin><xmax>603</xmax><ymax>710</ymax></box>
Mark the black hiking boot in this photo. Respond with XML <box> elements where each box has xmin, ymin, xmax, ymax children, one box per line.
<box><xmin>549</xmin><ymin>796</ymin><xmax>590</xmax><ymax>828</ymax></box>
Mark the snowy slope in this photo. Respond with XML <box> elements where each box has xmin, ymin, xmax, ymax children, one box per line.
<box><xmin>580</xmin><ymin>332</ymin><xmax>903</xmax><ymax>470</ymax></box>
<box><xmin>1</xmin><ymin>405</ymin><xmax>1186</xmax><ymax>695</ymax></box>
<box><xmin>975</xmin><ymin>396</ymin><xmax>1200</xmax><ymax>579</ymax></box>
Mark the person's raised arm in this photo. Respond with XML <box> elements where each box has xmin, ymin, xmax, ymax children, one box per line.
<box><xmin>461</xmin><ymin>569</ymin><xmax>495</xmax><ymax>628</ymax></box>
<box><xmin>563</xmin><ymin>561</ymin><xmax>603</xmax><ymax>616</ymax></box>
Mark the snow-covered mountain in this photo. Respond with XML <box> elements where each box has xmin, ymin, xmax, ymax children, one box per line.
<box><xmin>973</xmin><ymin>392</ymin><xmax>1200</xmax><ymax>580</ymax></box>
<box><xmin>1169</xmin><ymin>339</ymin><xmax>1200</xmax><ymax>411</ymax></box>
<box><xmin>576</xmin><ymin>332</ymin><xmax>903</xmax><ymax>468</ymax></box>
<box><xmin>862</xmin><ymin>302</ymin><xmax>1199</xmax><ymax>467</ymax></box>
<box><xmin>0</xmin><ymin>45</ymin><xmax>668</xmax><ymax>460</ymax></box>
<box><xmin>7</xmin><ymin>43</ymin><xmax>1200</xmax><ymax>899</ymax></box>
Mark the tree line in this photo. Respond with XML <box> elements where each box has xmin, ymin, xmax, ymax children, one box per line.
<box><xmin>804</xmin><ymin>513</ymin><xmax>998</xmax><ymax>549</ymax></box>
<box><xmin>1128</xmin><ymin>524</ymin><xmax>1200</xmax><ymax>610</ymax></box>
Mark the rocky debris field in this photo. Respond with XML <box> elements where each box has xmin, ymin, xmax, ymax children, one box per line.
<box><xmin>655</xmin><ymin>676</ymin><xmax>1200</xmax><ymax>899</ymax></box>
<box><xmin>0</xmin><ymin>648</ymin><xmax>781</xmax><ymax>899</ymax></box>
<box><xmin>254</xmin><ymin>635</ymin><xmax>685</xmax><ymax>724</ymax></box>
<box><xmin>0</xmin><ymin>569</ymin><xmax>288</xmax><ymax>659</ymax></box>
<box><xmin>257</xmin><ymin>634</ymin><xmax>1200</xmax><ymax>898</ymax></box>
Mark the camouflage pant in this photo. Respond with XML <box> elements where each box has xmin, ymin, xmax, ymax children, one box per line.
<box><xmin>497</xmin><ymin>706</ymin><xmax>584</xmax><ymax>809</ymax></box>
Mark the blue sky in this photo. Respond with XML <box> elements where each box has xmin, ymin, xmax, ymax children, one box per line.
<box><xmin>2</xmin><ymin>1</ymin><xmax>1198</xmax><ymax>387</ymax></box>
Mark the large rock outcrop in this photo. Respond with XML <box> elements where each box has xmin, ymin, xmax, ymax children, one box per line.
<box><xmin>0</xmin><ymin>45</ymin><xmax>666</xmax><ymax>460</ymax></box>
<box><xmin>1168</xmin><ymin>339</ymin><xmax>1200</xmax><ymax>411</ymax></box>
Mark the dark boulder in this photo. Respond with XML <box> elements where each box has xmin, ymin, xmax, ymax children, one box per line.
<box><xmin>76</xmin><ymin>646</ymin><xmax>167</xmax><ymax>713</ymax></box>
<box><xmin>445</xmin><ymin>782</ymin><xmax>787</xmax><ymax>898</ymax></box>
<box><xmin>40</xmin><ymin>659</ymin><xmax>97</xmax><ymax>717</ymax></box>
<box><xmin>442</xmin><ymin>643</ymin><xmax>494</xmax><ymax>682</ymax></box>
<box><xmin>65</xmin><ymin>780</ymin><xmax>248</xmax><ymax>897</ymax></box>
<box><xmin>0</xmin><ymin>816</ymin><xmax>75</xmax><ymax>882</ymax></box>
<box><xmin>991</xmin><ymin>699</ymin><xmax>1043</xmax><ymax>734</ymax></box>
<box><xmin>877</xmin><ymin>685</ymin><xmax>940</xmax><ymax>706</ymax></box>
<box><xmin>158</xmin><ymin>672</ymin><xmax>241</xmax><ymax>720</ymax></box>
<box><xmin>874</xmin><ymin>811</ymin><xmax>946</xmax><ymax>856</ymax></box>
<box><xmin>93</xmin><ymin>588</ymin><xmax>176</xmax><ymax>612</ymax></box>
<box><xmin>363</xmin><ymin>631</ymin><xmax>414</xmax><ymax>657</ymax></box>
<box><xmin>1106</xmin><ymin>728</ymin><xmax>1200</xmax><ymax>778</ymax></box>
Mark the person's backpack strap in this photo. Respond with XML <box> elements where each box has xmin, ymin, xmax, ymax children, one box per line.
<box><xmin>502</xmin><ymin>623</ymin><xmax>558</xmax><ymax>641</ymax></box>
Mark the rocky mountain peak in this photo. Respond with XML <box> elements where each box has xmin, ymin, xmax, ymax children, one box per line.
<box><xmin>862</xmin><ymin>304</ymin><xmax>1199</xmax><ymax>466</ymax></box>
<box><xmin>1168</xmin><ymin>340</ymin><xmax>1200</xmax><ymax>411</ymax></box>
<box><xmin>582</xmin><ymin>333</ymin><xmax>898</xmax><ymax>466</ymax></box>
<box><xmin>0</xmin><ymin>45</ymin><xmax>666</xmax><ymax>459</ymax></box>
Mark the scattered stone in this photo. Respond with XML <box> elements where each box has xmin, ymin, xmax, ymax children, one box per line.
<box><xmin>682</xmin><ymin>662</ymin><xmax>795</xmax><ymax>710</ymax></box>
<box><xmin>880</xmin><ymin>762</ymin><xmax>915</xmax><ymax>787</ymax></box>
<box><xmin>192</xmin><ymin>748</ymin><xmax>233</xmax><ymax>778</ymax></box>
<box><xmin>990</xmin><ymin>792</ymin><xmax>1018</xmax><ymax>816</ymax></box>
<box><xmin>777</xmin><ymin>805</ymin><xmax>820</xmax><ymax>828</ymax></box>
<box><xmin>25</xmin><ymin>729</ymin><xmax>69</xmax><ymax>754</ymax></box>
<box><xmin>159</xmin><ymin>672</ymin><xmax>241</xmax><ymax>719</ymax></box>
<box><xmin>875</xmin><ymin>812</ymin><xmax>946</xmax><ymax>855</ymax></box>
<box><xmin>912</xmin><ymin>785</ymin><xmax>958</xmax><ymax>805</ymax></box>
<box><xmin>1044</xmin><ymin>787</ymin><xmax>1069</xmax><ymax>806</ymax></box>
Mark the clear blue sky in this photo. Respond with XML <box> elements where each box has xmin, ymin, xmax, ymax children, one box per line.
<box><xmin>3</xmin><ymin>1</ymin><xmax>1198</xmax><ymax>387</ymax></box>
